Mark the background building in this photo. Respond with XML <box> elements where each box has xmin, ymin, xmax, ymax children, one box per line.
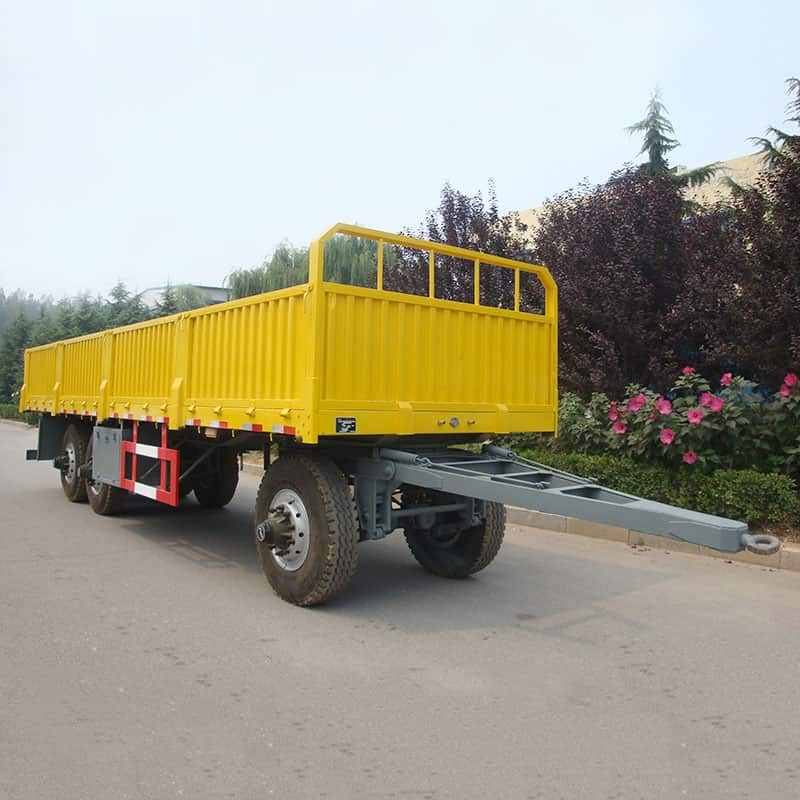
<box><xmin>138</xmin><ymin>284</ymin><xmax>229</xmax><ymax>310</ymax></box>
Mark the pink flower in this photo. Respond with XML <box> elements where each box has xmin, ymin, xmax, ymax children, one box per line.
<box><xmin>710</xmin><ymin>396</ymin><xmax>724</xmax><ymax>413</ymax></box>
<box><xmin>683</xmin><ymin>450</ymin><xmax>698</xmax><ymax>465</ymax></box>
<box><xmin>608</xmin><ymin>404</ymin><xmax>618</xmax><ymax>422</ymax></box>
<box><xmin>612</xmin><ymin>420</ymin><xmax>627</xmax><ymax>435</ymax></box>
<box><xmin>682</xmin><ymin>366</ymin><xmax>695</xmax><ymax>375</ymax></box>
<box><xmin>700</xmin><ymin>392</ymin><xmax>713</xmax><ymax>407</ymax></box>
<box><xmin>655</xmin><ymin>397</ymin><xmax>672</xmax><ymax>415</ymax></box>
<box><xmin>659</xmin><ymin>428</ymin><xmax>675</xmax><ymax>445</ymax></box>
<box><xmin>780</xmin><ymin>384</ymin><xmax>791</xmax><ymax>398</ymax></box>
<box><xmin>627</xmin><ymin>393</ymin><xmax>647</xmax><ymax>413</ymax></box>
<box><xmin>720</xmin><ymin>372</ymin><xmax>732</xmax><ymax>386</ymax></box>
<box><xmin>687</xmin><ymin>408</ymin><xmax>704</xmax><ymax>425</ymax></box>
<box><xmin>785</xmin><ymin>373</ymin><xmax>799</xmax><ymax>387</ymax></box>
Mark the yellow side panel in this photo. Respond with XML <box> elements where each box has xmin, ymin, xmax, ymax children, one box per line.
<box><xmin>111</xmin><ymin>320</ymin><xmax>176</xmax><ymax>402</ymax></box>
<box><xmin>318</xmin><ymin>285</ymin><xmax>556</xmax><ymax>437</ymax></box>
<box><xmin>20</xmin><ymin>286</ymin><xmax>313</xmax><ymax>436</ymax></box>
<box><xmin>61</xmin><ymin>335</ymin><xmax>104</xmax><ymax>405</ymax></box>
<box><xmin>186</xmin><ymin>293</ymin><xmax>303</xmax><ymax>404</ymax></box>
<box><xmin>26</xmin><ymin>346</ymin><xmax>56</xmax><ymax>397</ymax></box>
<box><xmin>23</xmin><ymin>345</ymin><xmax>58</xmax><ymax>412</ymax></box>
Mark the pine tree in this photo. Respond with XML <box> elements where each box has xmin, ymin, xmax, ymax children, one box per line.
<box><xmin>626</xmin><ymin>90</ymin><xmax>717</xmax><ymax>188</ymax></box>
<box><xmin>0</xmin><ymin>310</ymin><xmax>31</xmax><ymax>401</ymax></box>
<box><xmin>155</xmin><ymin>284</ymin><xmax>179</xmax><ymax>317</ymax></box>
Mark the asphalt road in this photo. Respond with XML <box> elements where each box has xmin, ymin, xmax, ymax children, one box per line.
<box><xmin>2</xmin><ymin>421</ymin><xmax>800</xmax><ymax>800</ymax></box>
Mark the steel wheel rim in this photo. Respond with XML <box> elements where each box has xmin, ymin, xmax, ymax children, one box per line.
<box><xmin>64</xmin><ymin>442</ymin><xmax>77</xmax><ymax>483</ymax></box>
<box><xmin>269</xmin><ymin>488</ymin><xmax>310</xmax><ymax>572</ymax></box>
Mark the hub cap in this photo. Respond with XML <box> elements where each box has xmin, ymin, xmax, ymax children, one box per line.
<box><xmin>269</xmin><ymin>489</ymin><xmax>310</xmax><ymax>572</ymax></box>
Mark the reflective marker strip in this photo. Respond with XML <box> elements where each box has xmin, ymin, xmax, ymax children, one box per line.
<box><xmin>185</xmin><ymin>418</ymin><xmax>202</xmax><ymax>427</ymax></box>
<box><xmin>133</xmin><ymin>482</ymin><xmax>157</xmax><ymax>500</ymax></box>
<box><xmin>208</xmin><ymin>420</ymin><xmax>228</xmax><ymax>429</ymax></box>
<box><xmin>271</xmin><ymin>424</ymin><xmax>297</xmax><ymax>435</ymax></box>
<box><xmin>132</xmin><ymin>443</ymin><xmax>160</xmax><ymax>459</ymax></box>
<box><xmin>241</xmin><ymin>423</ymin><xmax>263</xmax><ymax>432</ymax></box>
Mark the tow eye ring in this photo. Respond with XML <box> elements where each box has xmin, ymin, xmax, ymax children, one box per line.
<box><xmin>740</xmin><ymin>533</ymin><xmax>780</xmax><ymax>556</ymax></box>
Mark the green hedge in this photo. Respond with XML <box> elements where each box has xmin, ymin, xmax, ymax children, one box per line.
<box><xmin>0</xmin><ymin>403</ymin><xmax>37</xmax><ymax>425</ymax></box>
<box><xmin>518</xmin><ymin>449</ymin><xmax>799</xmax><ymax>526</ymax></box>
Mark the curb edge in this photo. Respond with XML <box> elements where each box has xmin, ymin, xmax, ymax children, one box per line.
<box><xmin>507</xmin><ymin>506</ymin><xmax>799</xmax><ymax>572</ymax></box>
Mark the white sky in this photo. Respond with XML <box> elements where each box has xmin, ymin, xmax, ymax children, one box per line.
<box><xmin>1</xmin><ymin>0</ymin><xmax>798</xmax><ymax>298</ymax></box>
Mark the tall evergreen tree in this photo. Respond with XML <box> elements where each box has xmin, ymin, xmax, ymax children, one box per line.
<box><xmin>626</xmin><ymin>90</ymin><xmax>718</xmax><ymax>188</ymax></box>
<box><xmin>0</xmin><ymin>310</ymin><xmax>31</xmax><ymax>400</ymax></box>
<box><xmin>155</xmin><ymin>283</ymin><xmax>179</xmax><ymax>317</ymax></box>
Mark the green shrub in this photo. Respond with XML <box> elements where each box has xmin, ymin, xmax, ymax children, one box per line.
<box><xmin>518</xmin><ymin>449</ymin><xmax>799</xmax><ymax>526</ymax></box>
<box><xmin>694</xmin><ymin>469</ymin><xmax>800</xmax><ymax>524</ymax></box>
<box><xmin>0</xmin><ymin>403</ymin><xmax>37</xmax><ymax>425</ymax></box>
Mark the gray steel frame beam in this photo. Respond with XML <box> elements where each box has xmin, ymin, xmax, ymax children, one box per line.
<box><xmin>342</xmin><ymin>446</ymin><xmax>763</xmax><ymax>555</ymax></box>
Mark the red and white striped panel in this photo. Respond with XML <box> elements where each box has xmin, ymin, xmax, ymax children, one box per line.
<box><xmin>119</xmin><ymin>440</ymin><xmax>179</xmax><ymax>507</ymax></box>
<box><xmin>240</xmin><ymin>423</ymin><xmax>263</xmax><ymax>432</ymax></box>
<box><xmin>271</xmin><ymin>424</ymin><xmax>296</xmax><ymax>435</ymax></box>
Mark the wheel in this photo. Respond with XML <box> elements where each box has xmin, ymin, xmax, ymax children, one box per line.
<box><xmin>60</xmin><ymin>423</ymin><xmax>89</xmax><ymax>502</ymax></box>
<box><xmin>85</xmin><ymin>434</ymin><xmax>128</xmax><ymax>516</ymax></box>
<box><xmin>402</xmin><ymin>487</ymin><xmax>506</xmax><ymax>578</ymax></box>
<box><xmin>194</xmin><ymin>450</ymin><xmax>239</xmax><ymax>508</ymax></box>
<box><xmin>254</xmin><ymin>454</ymin><xmax>358</xmax><ymax>606</ymax></box>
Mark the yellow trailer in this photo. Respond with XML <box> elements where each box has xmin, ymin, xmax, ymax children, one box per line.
<box><xmin>21</xmin><ymin>223</ymin><xmax>776</xmax><ymax>606</ymax></box>
<box><xmin>21</xmin><ymin>223</ymin><xmax>558</xmax><ymax>442</ymax></box>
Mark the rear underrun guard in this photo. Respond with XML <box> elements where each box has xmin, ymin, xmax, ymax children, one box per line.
<box><xmin>349</xmin><ymin>444</ymin><xmax>779</xmax><ymax>555</ymax></box>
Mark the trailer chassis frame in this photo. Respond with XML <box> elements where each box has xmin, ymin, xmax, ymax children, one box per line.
<box><xmin>323</xmin><ymin>443</ymin><xmax>779</xmax><ymax>555</ymax></box>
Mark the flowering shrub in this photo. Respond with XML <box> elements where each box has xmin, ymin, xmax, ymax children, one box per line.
<box><xmin>519</xmin><ymin>368</ymin><xmax>800</xmax><ymax>478</ymax></box>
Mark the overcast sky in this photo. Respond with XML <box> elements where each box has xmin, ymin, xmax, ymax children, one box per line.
<box><xmin>1</xmin><ymin>1</ymin><xmax>798</xmax><ymax>299</ymax></box>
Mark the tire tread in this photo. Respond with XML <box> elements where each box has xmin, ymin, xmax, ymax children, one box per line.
<box><xmin>255</xmin><ymin>454</ymin><xmax>358</xmax><ymax>606</ymax></box>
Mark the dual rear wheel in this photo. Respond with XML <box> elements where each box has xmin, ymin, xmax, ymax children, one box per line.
<box><xmin>60</xmin><ymin>424</ymin><xmax>128</xmax><ymax>514</ymax></box>
<box><xmin>59</xmin><ymin>423</ymin><xmax>239</xmax><ymax>515</ymax></box>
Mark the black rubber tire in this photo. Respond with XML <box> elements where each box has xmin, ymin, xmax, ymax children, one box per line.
<box><xmin>254</xmin><ymin>454</ymin><xmax>358</xmax><ymax>607</ymax></box>
<box><xmin>60</xmin><ymin>423</ymin><xmax>89</xmax><ymax>503</ymax></box>
<box><xmin>402</xmin><ymin>488</ymin><xmax>506</xmax><ymax>578</ymax></box>
<box><xmin>85</xmin><ymin>435</ymin><xmax>128</xmax><ymax>516</ymax></box>
<box><xmin>194</xmin><ymin>450</ymin><xmax>239</xmax><ymax>508</ymax></box>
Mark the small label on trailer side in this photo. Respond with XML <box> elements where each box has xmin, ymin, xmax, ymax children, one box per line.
<box><xmin>335</xmin><ymin>417</ymin><xmax>357</xmax><ymax>433</ymax></box>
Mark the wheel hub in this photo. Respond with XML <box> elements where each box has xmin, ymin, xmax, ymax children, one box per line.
<box><xmin>63</xmin><ymin>443</ymin><xmax>76</xmax><ymax>482</ymax></box>
<box><xmin>256</xmin><ymin>489</ymin><xmax>310</xmax><ymax>572</ymax></box>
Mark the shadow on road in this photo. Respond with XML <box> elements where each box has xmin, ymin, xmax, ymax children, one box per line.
<box><xmin>105</xmin><ymin>483</ymin><xmax>669</xmax><ymax>637</ymax></box>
